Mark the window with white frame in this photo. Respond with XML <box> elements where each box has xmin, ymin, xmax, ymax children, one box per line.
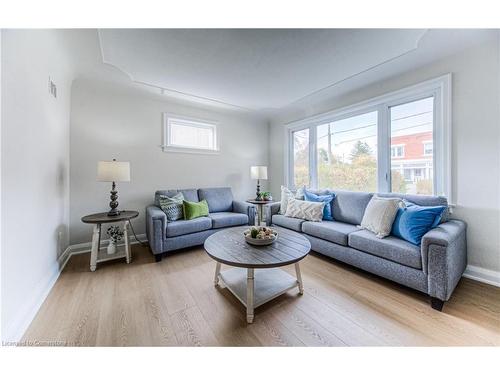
<box><xmin>163</xmin><ymin>114</ymin><xmax>219</xmax><ymax>153</ymax></box>
<box><xmin>286</xmin><ymin>74</ymin><xmax>452</xmax><ymax>200</ymax></box>
<box><xmin>423</xmin><ymin>141</ymin><xmax>433</xmax><ymax>156</ymax></box>
<box><xmin>391</xmin><ymin>145</ymin><xmax>405</xmax><ymax>158</ymax></box>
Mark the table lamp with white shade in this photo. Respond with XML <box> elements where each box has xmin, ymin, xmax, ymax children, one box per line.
<box><xmin>97</xmin><ymin>159</ymin><xmax>130</xmax><ymax>216</ymax></box>
<box><xmin>250</xmin><ymin>165</ymin><xmax>268</xmax><ymax>200</ymax></box>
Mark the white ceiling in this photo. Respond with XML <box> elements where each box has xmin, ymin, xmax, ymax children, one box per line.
<box><xmin>98</xmin><ymin>29</ymin><xmax>428</xmax><ymax>111</ymax></box>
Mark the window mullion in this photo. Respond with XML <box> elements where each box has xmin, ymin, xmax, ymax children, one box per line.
<box><xmin>309</xmin><ymin>125</ymin><xmax>318</xmax><ymax>189</ymax></box>
<box><xmin>377</xmin><ymin>104</ymin><xmax>390</xmax><ymax>193</ymax></box>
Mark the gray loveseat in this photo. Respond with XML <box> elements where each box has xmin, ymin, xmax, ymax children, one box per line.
<box><xmin>265</xmin><ymin>190</ymin><xmax>467</xmax><ymax>311</ymax></box>
<box><xmin>146</xmin><ymin>187</ymin><xmax>256</xmax><ymax>262</ymax></box>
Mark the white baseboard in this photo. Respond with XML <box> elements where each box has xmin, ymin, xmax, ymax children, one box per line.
<box><xmin>2</xmin><ymin>264</ymin><xmax>61</xmax><ymax>344</ymax></box>
<box><xmin>463</xmin><ymin>265</ymin><xmax>500</xmax><ymax>287</ymax></box>
<box><xmin>58</xmin><ymin>233</ymin><xmax>148</xmax><ymax>272</ymax></box>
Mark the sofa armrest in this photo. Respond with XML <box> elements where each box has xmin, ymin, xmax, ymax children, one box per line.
<box><xmin>264</xmin><ymin>202</ymin><xmax>282</xmax><ymax>226</ymax></box>
<box><xmin>421</xmin><ymin>219</ymin><xmax>467</xmax><ymax>301</ymax></box>
<box><xmin>232</xmin><ymin>200</ymin><xmax>256</xmax><ymax>225</ymax></box>
<box><xmin>146</xmin><ymin>205</ymin><xmax>167</xmax><ymax>254</ymax></box>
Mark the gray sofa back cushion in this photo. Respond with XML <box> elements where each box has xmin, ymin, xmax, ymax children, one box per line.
<box><xmin>378</xmin><ymin>192</ymin><xmax>449</xmax><ymax>222</ymax></box>
<box><xmin>377</xmin><ymin>193</ymin><xmax>447</xmax><ymax>207</ymax></box>
<box><xmin>198</xmin><ymin>187</ymin><xmax>233</xmax><ymax>213</ymax></box>
<box><xmin>155</xmin><ymin>189</ymin><xmax>199</xmax><ymax>206</ymax></box>
<box><xmin>330</xmin><ymin>190</ymin><xmax>373</xmax><ymax>225</ymax></box>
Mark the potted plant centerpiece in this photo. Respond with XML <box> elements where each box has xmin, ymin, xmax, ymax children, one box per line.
<box><xmin>106</xmin><ymin>225</ymin><xmax>124</xmax><ymax>255</ymax></box>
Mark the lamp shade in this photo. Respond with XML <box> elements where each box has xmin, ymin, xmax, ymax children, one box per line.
<box><xmin>97</xmin><ymin>160</ymin><xmax>130</xmax><ymax>182</ymax></box>
<box><xmin>250</xmin><ymin>166</ymin><xmax>268</xmax><ymax>180</ymax></box>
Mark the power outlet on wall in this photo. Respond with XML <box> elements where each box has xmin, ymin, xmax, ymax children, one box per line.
<box><xmin>48</xmin><ymin>77</ymin><xmax>57</xmax><ymax>98</ymax></box>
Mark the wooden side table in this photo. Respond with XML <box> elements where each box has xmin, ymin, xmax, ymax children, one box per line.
<box><xmin>246</xmin><ymin>200</ymin><xmax>274</xmax><ymax>226</ymax></box>
<box><xmin>81</xmin><ymin>210</ymin><xmax>139</xmax><ymax>271</ymax></box>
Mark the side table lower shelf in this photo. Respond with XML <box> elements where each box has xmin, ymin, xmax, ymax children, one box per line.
<box><xmin>96</xmin><ymin>247</ymin><xmax>129</xmax><ymax>264</ymax></box>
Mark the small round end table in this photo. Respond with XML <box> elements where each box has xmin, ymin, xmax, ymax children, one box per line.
<box><xmin>246</xmin><ymin>199</ymin><xmax>274</xmax><ymax>226</ymax></box>
<box><xmin>81</xmin><ymin>210</ymin><xmax>139</xmax><ymax>271</ymax></box>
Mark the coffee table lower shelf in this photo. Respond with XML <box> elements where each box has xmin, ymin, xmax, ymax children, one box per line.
<box><xmin>216</xmin><ymin>266</ymin><xmax>303</xmax><ymax>323</ymax></box>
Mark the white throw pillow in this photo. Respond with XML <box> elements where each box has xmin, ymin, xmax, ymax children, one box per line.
<box><xmin>284</xmin><ymin>198</ymin><xmax>325</xmax><ymax>222</ymax></box>
<box><xmin>279</xmin><ymin>185</ymin><xmax>305</xmax><ymax>214</ymax></box>
<box><xmin>359</xmin><ymin>196</ymin><xmax>402</xmax><ymax>238</ymax></box>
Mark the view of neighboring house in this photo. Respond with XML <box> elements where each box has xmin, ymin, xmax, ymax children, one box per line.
<box><xmin>391</xmin><ymin>131</ymin><xmax>433</xmax><ymax>194</ymax></box>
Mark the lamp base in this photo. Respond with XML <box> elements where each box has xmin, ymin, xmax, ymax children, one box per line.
<box><xmin>255</xmin><ymin>179</ymin><xmax>262</xmax><ymax>200</ymax></box>
<box><xmin>108</xmin><ymin>181</ymin><xmax>120</xmax><ymax>216</ymax></box>
<box><xmin>107</xmin><ymin>209</ymin><xmax>120</xmax><ymax>217</ymax></box>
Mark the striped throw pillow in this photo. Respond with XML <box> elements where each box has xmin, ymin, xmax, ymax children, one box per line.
<box><xmin>159</xmin><ymin>192</ymin><xmax>185</xmax><ymax>221</ymax></box>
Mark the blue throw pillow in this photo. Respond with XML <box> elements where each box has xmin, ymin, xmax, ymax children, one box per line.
<box><xmin>391</xmin><ymin>202</ymin><xmax>447</xmax><ymax>245</ymax></box>
<box><xmin>304</xmin><ymin>190</ymin><xmax>336</xmax><ymax>221</ymax></box>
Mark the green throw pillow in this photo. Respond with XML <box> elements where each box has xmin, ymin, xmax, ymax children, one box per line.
<box><xmin>183</xmin><ymin>199</ymin><xmax>209</xmax><ymax>220</ymax></box>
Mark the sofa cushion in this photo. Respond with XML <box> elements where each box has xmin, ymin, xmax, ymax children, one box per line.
<box><xmin>348</xmin><ymin>229</ymin><xmax>422</xmax><ymax>269</ymax></box>
<box><xmin>158</xmin><ymin>192</ymin><xmax>184</xmax><ymax>221</ymax></box>
<box><xmin>331</xmin><ymin>190</ymin><xmax>373</xmax><ymax>225</ymax></box>
<box><xmin>210</xmin><ymin>212</ymin><xmax>249</xmax><ymax>228</ymax></box>
<box><xmin>155</xmin><ymin>189</ymin><xmax>199</xmax><ymax>206</ymax></box>
<box><xmin>359</xmin><ymin>196</ymin><xmax>402</xmax><ymax>238</ymax></box>
<box><xmin>302</xmin><ymin>221</ymin><xmax>360</xmax><ymax>246</ymax></box>
<box><xmin>378</xmin><ymin>192</ymin><xmax>449</xmax><ymax>223</ymax></box>
<box><xmin>304</xmin><ymin>189</ymin><xmax>336</xmax><ymax>221</ymax></box>
<box><xmin>284</xmin><ymin>198</ymin><xmax>324</xmax><ymax>222</ymax></box>
<box><xmin>166</xmin><ymin>217</ymin><xmax>212</xmax><ymax>237</ymax></box>
<box><xmin>391</xmin><ymin>202</ymin><xmax>447</xmax><ymax>245</ymax></box>
<box><xmin>198</xmin><ymin>187</ymin><xmax>233</xmax><ymax>213</ymax></box>
<box><xmin>279</xmin><ymin>185</ymin><xmax>305</xmax><ymax>214</ymax></box>
<box><xmin>271</xmin><ymin>214</ymin><xmax>305</xmax><ymax>232</ymax></box>
<box><xmin>179</xmin><ymin>189</ymin><xmax>200</xmax><ymax>202</ymax></box>
<box><xmin>183</xmin><ymin>199</ymin><xmax>209</xmax><ymax>220</ymax></box>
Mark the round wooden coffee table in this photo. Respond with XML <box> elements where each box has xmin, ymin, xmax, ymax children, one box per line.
<box><xmin>204</xmin><ymin>226</ymin><xmax>311</xmax><ymax>323</ymax></box>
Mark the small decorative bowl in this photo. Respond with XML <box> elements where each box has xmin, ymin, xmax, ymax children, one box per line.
<box><xmin>245</xmin><ymin>236</ymin><xmax>277</xmax><ymax>246</ymax></box>
<box><xmin>243</xmin><ymin>227</ymin><xmax>278</xmax><ymax>246</ymax></box>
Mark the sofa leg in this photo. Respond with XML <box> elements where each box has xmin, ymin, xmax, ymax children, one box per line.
<box><xmin>155</xmin><ymin>253</ymin><xmax>163</xmax><ymax>262</ymax></box>
<box><xmin>430</xmin><ymin>297</ymin><xmax>445</xmax><ymax>311</ymax></box>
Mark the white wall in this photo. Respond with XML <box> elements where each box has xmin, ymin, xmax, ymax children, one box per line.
<box><xmin>69</xmin><ymin>80</ymin><xmax>269</xmax><ymax>245</ymax></box>
<box><xmin>269</xmin><ymin>37</ymin><xmax>500</xmax><ymax>276</ymax></box>
<box><xmin>1</xmin><ymin>30</ymin><xmax>75</xmax><ymax>341</ymax></box>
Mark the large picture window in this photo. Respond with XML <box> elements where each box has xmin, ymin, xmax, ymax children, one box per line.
<box><xmin>286</xmin><ymin>75</ymin><xmax>451</xmax><ymax>200</ymax></box>
<box><xmin>316</xmin><ymin>111</ymin><xmax>378</xmax><ymax>192</ymax></box>
<box><xmin>390</xmin><ymin>96</ymin><xmax>434</xmax><ymax>194</ymax></box>
<box><xmin>292</xmin><ymin>128</ymin><xmax>310</xmax><ymax>187</ymax></box>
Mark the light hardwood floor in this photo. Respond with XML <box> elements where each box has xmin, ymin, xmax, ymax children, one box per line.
<box><xmin>23</xmin><ymin>245</ymin><xmax>500</xmax><ymax>346</ymax></box>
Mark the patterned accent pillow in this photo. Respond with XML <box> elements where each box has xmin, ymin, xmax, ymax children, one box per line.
<box><xmin>159</xmin><ymin>192</ymin><xmax>184</xmax><ymax>221</ymax></box>
<box><xmin>279</xmin><ymin>185</ymin><xmax>306</xmax><ymax>215</ymax></box>
<box><xmin>284</xmin><ymin>198</ymin><xmax>325</xmax><ymax>222</ymax></box>
<box><xmin>304</xmin><ymin>189</ymin><xmax>336</xmax><ymax>221</ymax></box>
<box><xmin>359</xmin><ymin>196</ymin><xmax>402</xmax><ymax>238</ymax></box>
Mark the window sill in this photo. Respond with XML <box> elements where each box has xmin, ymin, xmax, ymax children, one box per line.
<box><xmin>160</xmin><ymin>145</ymin><xmax>220</xmax><ymax>155</ymax></box>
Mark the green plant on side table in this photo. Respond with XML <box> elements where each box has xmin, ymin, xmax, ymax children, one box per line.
<box><xmin>259</xmin><ymin>191</ymin><xmax>273</xmax><ymax>201</ymax></box>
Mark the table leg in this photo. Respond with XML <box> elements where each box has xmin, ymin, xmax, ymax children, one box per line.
<box><xmin>257</xmin><ymin>205</ymin><xmax>263</xmax><ymax>226</ymax></box>
<box><xmin>246</xmin><ymin>268</ymin><xmax>255</xmax><ymax>323</ymax></box>
<box><xmin>214</xmin><ymin>262</ymin><xmax>221</xmax><ymax>286</ymax></box>
<box><xmin>295</xmin><ymin>262</ymin><xmax>304</xmax><ymax>295</ymax></box>
<box><xmin>123</xmin><ymin>220</ymin><xmax>131</xmax><ymax>264</ymax></box>
<box><xmin>90</xmin><ymin>224</ymin><xmax>101</xmax><ymax>272</ymax></box>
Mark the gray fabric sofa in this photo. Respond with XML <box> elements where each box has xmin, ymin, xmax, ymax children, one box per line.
<box><xmin>146</xmin><ymin>187</ymin><xmax>256</xmax><ymax>262</ymax></box>
<box><xmin>265</xmin><ymin>190</ymin><xmax>467</xmax><ymax>311</ymax></box>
